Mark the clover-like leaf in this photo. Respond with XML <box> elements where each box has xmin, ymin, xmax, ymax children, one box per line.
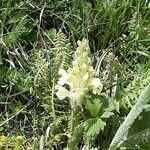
<box><xmin>85</xmin><ymin>118</ymin><xmax>106</xmax><ymax>138</ymax></box>
<box><xmin>85</xmin><ymin>99</ymin><xmax>102</xmax><ymax>117</ymax></box>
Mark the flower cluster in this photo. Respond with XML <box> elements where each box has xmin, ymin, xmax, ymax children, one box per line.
<box><xmin>0</xmin><ymin>135</ymin><xmax>7</xmax><ymax>143</ymax></box>
<box><xmin>55</xmin><ymin>39</ymin><xmax>103</xmax><ymax>108</ymax></box>
<box><xmin>0</xmin><ymin>135</ymin><xmax>7</xmax><ymax>148</ymax></box>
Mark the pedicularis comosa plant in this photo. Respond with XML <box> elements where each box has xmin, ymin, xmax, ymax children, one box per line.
<box><xmin>55</xmin><ymin>38</ymin><xmax>103</xmax><ymax>109</ymax></box>
<box><xmin>54</xmin><ymin>38</ymin><xmax>118</xmax><ymax>149</ymax></box>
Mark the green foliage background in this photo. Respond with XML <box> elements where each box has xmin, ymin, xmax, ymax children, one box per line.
<box><xmin>0</xmin><ymin>0</ymin><xmax>150</xmax><ymax>149</ymax></box>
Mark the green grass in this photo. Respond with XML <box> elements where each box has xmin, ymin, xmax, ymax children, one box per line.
<box><xmin>0</xmin><ymin>0</ymin><xmax>150</xmax><ymax>149</ymax></box>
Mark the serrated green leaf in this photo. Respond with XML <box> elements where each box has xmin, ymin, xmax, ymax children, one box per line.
<box><xmin>105</xmin><ymin>100</ymin><xmax>119</xmax><ymax>113</ymax></box>
<box><xmin>101</xmin><ymin>111</ymin><xmax>114</xmax><ymax>119</ymax></box>
<box><xmin>85</xmin><ymin>118</ymin><xmax>106</xmax><ymax>138</ymax></box>
<box><xmin>85</xmin><ymin>99</ymin><xmax>102</xmax><ymax>117</ymax></box>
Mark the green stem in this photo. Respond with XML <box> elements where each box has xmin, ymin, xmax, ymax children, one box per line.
<box><xmin>51</xmin><ymin>79</ymin><xmax>56</xmax><ymax>121</ymax></box>
<box><xmin>70</xmin><ymin>109</ymin><xmax>74</xmax><ymax>133</ymax></box>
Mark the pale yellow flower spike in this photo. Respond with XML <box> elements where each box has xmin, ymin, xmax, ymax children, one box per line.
<box><xmin>55</xmin><ymin>38</ymin><xmax>103</xmax><ymax>109</ymax></box>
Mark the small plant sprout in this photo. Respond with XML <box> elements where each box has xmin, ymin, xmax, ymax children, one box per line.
<box><xmin>55</xmin><ymin>39</ymin><xmax>103</xmax><ymax>109</ymax></box>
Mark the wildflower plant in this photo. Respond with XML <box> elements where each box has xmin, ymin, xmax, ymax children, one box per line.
<box><xmin>1</xmin><ymin>0</ymin><xmax>150</xmax><ymax>149</ymax></box>
<box><xmin>55</xmin><ymin>39</ymin><xmax>103</xmax><ymax>109</ymax></box>
<box><xmin>0</xmin><ymin>135</ymin><xmax>7</xmax><ymax>148</ymax></box>
<box><xmin>0</xmin><ymin>135</ymin><xmax>24</xmax><ymax>150</ymax></box>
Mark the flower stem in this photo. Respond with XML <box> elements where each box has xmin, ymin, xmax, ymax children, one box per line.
<box><xmin>51</xmin><ymin>79</ymin><xmax>56</xmax><ymax>121</ymax></box>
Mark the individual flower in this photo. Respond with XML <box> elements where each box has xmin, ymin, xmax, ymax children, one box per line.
<box><xmin>55</xmin><ymin>85</ymin><xmax>70</xmax><ymax>100</ymax></box>
<box><xmin>57</xmin><ymin>69</ymin><xmax>68</xmax><ymax>85</ymax></box>
<box><xmin>91</xmin><ymin>78</ymin><xmax>103</xmax><ymax>94</ymax></box>
<box><xmin>15</xmin><ymin>136</ymin><xmax>24</xmax><ymax>141</ymax></box>
<box><xmin>0</xmin><ymin>135</ymin><xmax>7</xmax><ymax>143</ymax></box>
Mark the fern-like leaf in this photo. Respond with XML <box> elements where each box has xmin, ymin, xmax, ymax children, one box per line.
<box><xmin>120</xmin><ymin>69</ymin><xmax>150</xmax><ymax>108</ymax></box>
<box><xmin>4</xmin><ymin>15</ymin><xmax>27</xmax><ymax>45</ymax></box>
<box><xmin>52</xmin><ymin>29</ymin><xmax>72</xmax><ymax>78</ymax></box>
